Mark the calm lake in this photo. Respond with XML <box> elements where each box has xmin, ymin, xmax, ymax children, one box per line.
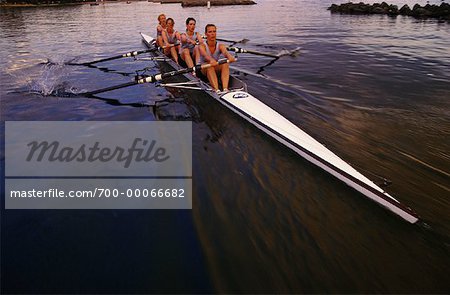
<box><xmin>1</xmin><ymin>0</ymin><xmax>449</xmax><ymax>293</ymax></box>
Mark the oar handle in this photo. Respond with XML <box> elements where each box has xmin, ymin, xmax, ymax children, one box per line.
<box><xmin>141</xmin><ymin>58</ymin><xmax>232</xmax><ymax>83</ymax></box>
<box><xmin>227</xmin><ymin>47</ymin><xmax>279</xmax><ymax>58</ymax></box>
<box><xmin>199</xmin><ymin>58</ymin><xmax>232</xmax><ymax>69</ymax></box>
<box><xmin>83</xmin><ymin>58</ymin><xmax>233</xmax><ymax>96</ymax></box>
<box><xmin>161</xmin><ymin>42</ymin><xmax>180</xmax><ymax>49</ymax></box>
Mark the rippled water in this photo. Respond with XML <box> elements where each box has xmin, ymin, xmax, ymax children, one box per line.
<box><xmin>1</xmin><ymin>0</ymin><xmax>450</xmax><ymax>293</ymax></box>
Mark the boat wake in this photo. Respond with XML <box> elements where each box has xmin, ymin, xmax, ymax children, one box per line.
<box><xmin>398</xmin><ymin>150</ymin><xmax>450</xmax><ymax>178</ymax></box>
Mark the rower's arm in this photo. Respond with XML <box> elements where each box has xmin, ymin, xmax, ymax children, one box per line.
<box><xmin>219</xmin><ymin>44</ymin><xmax>236</xmax><ymax>62</ymax></box>
<box><xmin>196</xmin><ymin>32</ymin><xmax>204</xmax><ymax>45</ymax></box>
<box><xmin>199</xmin><ymin>44</ymin><xmax>216</xmax><ymax>64</ymax></box>
<box><xmin>180</xmin><ymin>33</ymin><xmax>187</xmax><ymax>44</ymax></box>
<box><xmin>162</xmin><ymin>31</ymin><xmax>170</xmax><ymax>47</ymax></box>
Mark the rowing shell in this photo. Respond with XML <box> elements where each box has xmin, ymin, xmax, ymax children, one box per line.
<box><xmin>140</xmin><ymin>32</ymin><xmax>419</xmax><ymax>224</ymax></box>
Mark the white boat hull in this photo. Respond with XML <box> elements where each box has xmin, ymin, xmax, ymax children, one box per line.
<box><xmin>220</xmin><ymin>91</ymin><xmax>418</xmax><ymax>223</ymax></box>
<box><xmin>140</xmin><ymin>32</ymin><xmax>419</xmax><ymax>224</ymax></box>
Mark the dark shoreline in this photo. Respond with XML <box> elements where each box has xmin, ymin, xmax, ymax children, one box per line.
<box><xmin>183</xmin><ymin>0</ymin><xmax>256</xmax><ymax>7</ymax></box>
<box><xmin>328</xmin><ymin>1</ymin><xmax>450</xmax><ymax>21</ymax></box>
<box><xmin>0</xmin><ymin>0</ymin><xmax>256</xmax><ymax>8</ymax></box>
<box><xmin>0</xmin><ymin>1</ymin><xmax>143</xmax><ymax>8</ymax></box>
<box><xmin>0</xmin><ymin>2</ymin><xmax>84</xmax><ymax>7</ymax></box>
<box><xmin>0</xmin><ymin>1</ymin><xmax>102</xmax><ymax>8</ymax></box>
<box><xmin>158</xmin><ymin>0</ymin><xmax>256</xmax><ymax>7</ymax></box>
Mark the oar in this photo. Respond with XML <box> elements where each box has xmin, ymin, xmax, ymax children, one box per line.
<box><xmin>227</xmin><ymin>46</ymin><xmax>301</xmax><ymax>59</ymax></box>
<box><xmin>227</xmin><ymin>47</ymin><xmax>279</xmax><ymax>58</ymax></box>
<box><xmin>68</xmin><ymin>49</ymin><xmax>158</xmax><ymax>66</ymax></box>
<box><xmin>83</xmin><ymin>58</ymin><xmax>232</xmax><ymax>96</ymax></box>
<box><xmin>202</xmin><ymin>36</ymin><xmax>249</xmax><ymax>44</ymax></box>
<box><xmin>68</xmin><ymin>43</ymin><xmax>180</xmax><ymax>66</ymax></box>
<box><xmin>218</xmin><ymin>37</ymin><xmax>249</xmax><ymax>44</ymax></box>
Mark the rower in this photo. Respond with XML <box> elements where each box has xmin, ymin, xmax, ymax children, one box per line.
<box><xmin>162</xmin><ymin>18</ymin><xmax>180</xmax><ymax>64</ymax></box>
<box><xmin>199</xmin><ymin>24</ymin><xmax>236</xmax><ymax>92</ymax></box>
<box><xmin>179</xmin><ymin>17</ymin><xmax>203</xmax><ymax>68</ymax></box>
<box><xmin>155</xmin><ymin>14</ymin><xmax>167</xmax><ymax>48</ymax></box>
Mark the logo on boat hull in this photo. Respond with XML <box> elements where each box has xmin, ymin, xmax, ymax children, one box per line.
<box><xmin>232</xmin><ymin>92</ymin><xmax>249</xmax><ymax>99</ymax></box>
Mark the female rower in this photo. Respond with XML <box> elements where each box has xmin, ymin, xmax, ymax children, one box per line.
<box><xmin>162</xmin><ymin>18</ymin><xmax>181</xmax><ymax>64</ymax></box>
<box><xmin>199</xmin><ymin>24</ymin><xmax>236</xmax><ymax>92</ymax></box>
<box><xmin>155</xmin><ymin>14</ymin><xmax>167</xmax><ymax>48</ymax></box>
<box><xmin>179</xmin><ymin>17</ymin><xmax>203</xmax><ymax>68</ymax></box>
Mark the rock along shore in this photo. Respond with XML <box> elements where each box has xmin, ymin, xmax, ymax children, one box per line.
<box><xmin>159</xmin><ymin>0</ymin><xmax>256</xmax><ymax>7</ymax></box>
<box><xmin>328</xmin><ymin>2</ymin><xmax>450</xmax><ymax>21</ymax></box>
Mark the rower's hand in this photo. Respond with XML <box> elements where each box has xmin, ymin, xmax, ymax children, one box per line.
<box><xmin>209</xmin><ymin>59</ymin><xmax>218</xmax><ymax>67</ymax></box>
<box><xmin>228</xmin><ymin>56</ymin><xmax>236</xmax><ymax>63</ymax></box>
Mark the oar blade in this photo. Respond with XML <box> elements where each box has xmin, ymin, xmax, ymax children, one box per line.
<box><xmin>277</xmin><ymin>46</ymin><xmax>301</xmax><ymax>57</ymax></box>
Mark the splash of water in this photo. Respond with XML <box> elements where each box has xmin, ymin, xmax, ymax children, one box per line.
<box><xmin>28</xmin><ymin>61</ymin><xmax>79</xmax><ymax>97</ymax></box>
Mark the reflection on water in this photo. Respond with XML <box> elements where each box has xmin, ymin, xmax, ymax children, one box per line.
<box><xmin>1</xmin><ymin>0</ymin><xmax>450</xmax><ymax>293</ymax></box>
<box><xmin>189</xmin><ymin>87</ymin><xmax>449</xmax><ymax>292</ymax></box>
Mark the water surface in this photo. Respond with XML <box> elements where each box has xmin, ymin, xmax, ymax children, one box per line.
<box><xmin>1</xmin><ymin>0</ymin><xmax>449</xmax><ymax>293</ymax></box>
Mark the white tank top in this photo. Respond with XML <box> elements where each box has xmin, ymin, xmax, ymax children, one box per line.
<box><xmin>199</xmin><ymin>42</ymin><xmax>223</xmax><ymax>64</ymax></box>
